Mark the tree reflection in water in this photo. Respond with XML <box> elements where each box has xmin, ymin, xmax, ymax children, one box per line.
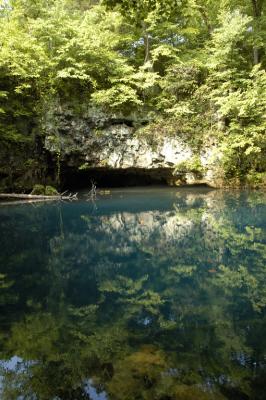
<box><xmin>0</xmin><ymin>189</ymin><xmax>265</xmax><ymax>399</ymax></box>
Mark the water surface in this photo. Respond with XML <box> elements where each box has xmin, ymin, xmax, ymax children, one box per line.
<box><xmin>0</xmin><ymin>188</ymin><xmax>266</xmax><ymax>400</ymax></box>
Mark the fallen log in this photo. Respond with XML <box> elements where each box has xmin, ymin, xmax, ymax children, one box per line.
<box><xmin>0</xmin><ymin>199</ymin><xmax>58</xmax><ymax>206</ymax></box>
<box><xmin>0</xmin><ymin>192</ymin><xmax>78</xmax><ymax>201</ymax></box>
<box><xmin>0</xmin><ymin>193</ymin><xmax>61</xmax><ymax>200</ymax></box>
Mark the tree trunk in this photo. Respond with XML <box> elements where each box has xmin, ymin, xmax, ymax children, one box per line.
<box><xmin>144</xmin><ymin>33</ymin><xmax>150</xmax><ymax>64</ymax></box>
<box><xmin>0</xmin><ymin>193</ymin><xmax>78</xmax><ymax>201</ymax></box>
<box><xmin>251</xmin><ymin>0</ymin><xmax>261</xmax><ymax>17</ymax></box>
<box><xmin>141</xmin><ymin>22</ymin><xmax>150</xmax><ymax>64</ymax></box>
<box><xmin>251</xmin><ymin>0</ymin><xmax>263</xmax><ymax>64</ymax></box>
<box><xmin>253</xmin><ymin>47</ymin><xmax>260</xmax><ymax>64</ymax></box>
<box><xmin>198</xmin><ymin>6</ymin><xmax>212</xmax><ymax>36</ymax></box>
<box><xmin>0</xmin><ymin>193</ymin><xmax>62</xmax><ymax>200</ymax></box>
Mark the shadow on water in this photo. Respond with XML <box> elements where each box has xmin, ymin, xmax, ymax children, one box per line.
<box><xmin>0</xmin><ymin>187</ymin><xmax>266</xmax><ymax>399</ymax></box>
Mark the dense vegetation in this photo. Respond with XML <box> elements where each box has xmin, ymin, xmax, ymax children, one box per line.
<box><xmin>0</xmin><ymin>0</ymin><xmax>266</xmax><ymax>188</ymax></box>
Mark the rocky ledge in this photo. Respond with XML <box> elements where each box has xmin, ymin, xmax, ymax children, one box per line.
<box><xmin>44</xmin><ymin>109</ymin><xmax>224</xmax><ymax>188</ymax></box>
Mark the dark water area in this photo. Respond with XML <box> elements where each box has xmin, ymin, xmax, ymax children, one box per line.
<box><xmin>0</xmin><ymin>187</ymin><xmax>266</xmax><ymax>400</ymax></box>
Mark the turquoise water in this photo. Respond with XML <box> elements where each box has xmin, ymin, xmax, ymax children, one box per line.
<box><xmin>0</xmin><ymin>188</ymin><xmax>266</xmax><ymax>400</ymax></box>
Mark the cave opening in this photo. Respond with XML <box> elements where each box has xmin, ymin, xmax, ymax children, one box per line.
<box><xmin>61</xmin><ymin>167</ymin><xmax>173</xmax><ymax>190</ymax></box>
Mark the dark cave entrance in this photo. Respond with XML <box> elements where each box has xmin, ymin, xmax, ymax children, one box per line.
<box><xmin>61</xmin><ymin>167</ymin><xmax>173</xmax><ymax>190</ymax></box>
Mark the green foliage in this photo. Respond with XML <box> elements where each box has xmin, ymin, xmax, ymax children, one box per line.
<box><xmin>0</xmin><ymin>0</ymin><xmax>266</xmax><ymax>187</ymax></box>
<box><xmin>246</xmin><ymin>171</ymin><xmax>266</xmax><ymax>187</ymax></box>
<box><xmin>202</xmin><ymin>9</ymin><xmax>266</xmax><ymax>182</ymax></box>
<box><xmin>174</xmin><ymin>156</ymin><xmax>205</xmax><ymax>176</ymax></box>
<box><xmin>30</xmin><ymin>184</ymin><xmax>46</xmax><ymax>195</ymax></box>
<box><xmin>44</xmin><ymin>185</ymin><xmax>59</xmax><ymax>196</ymax></box>
<box><xmin>31</xmin><ymin>184</ymin><xmax>58</xmax><ymax>195</ymax></box>
<box><xmin>213</xmin><ymin>64</ymin><xmax>266</xmax><ymax>180</ymax></box>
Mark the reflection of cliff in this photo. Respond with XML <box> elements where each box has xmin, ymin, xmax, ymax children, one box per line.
<box><xmin>82</xmin><ymin>211</ymin><xmax>194</xmax><ymax>254</ymax></box>
<box><xmin>72</xmin><ymin>192</ymin><xmax>227</xmax><ymax>270</ymax></box>
<box><xmin>0</xmin><ymin>190</ymin><xmax>266</xmax><ymax>400</ymax></box>
<box><xmin>45</xmin><ymin>190</ymin><xmax>266</xmax><ymax>307</ymax></box>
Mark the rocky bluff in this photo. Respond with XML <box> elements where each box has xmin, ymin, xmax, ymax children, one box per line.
<box><xmin>44</xmin><ymin>106</ymin><xmax>223</xmax><ymax>188</ymax></box>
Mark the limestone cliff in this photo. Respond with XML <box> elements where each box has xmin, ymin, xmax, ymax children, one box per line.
<box><xmin>44</xmin><ymin>106</ymin><xmax>223</xmax><ymax>188</ymax></box>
